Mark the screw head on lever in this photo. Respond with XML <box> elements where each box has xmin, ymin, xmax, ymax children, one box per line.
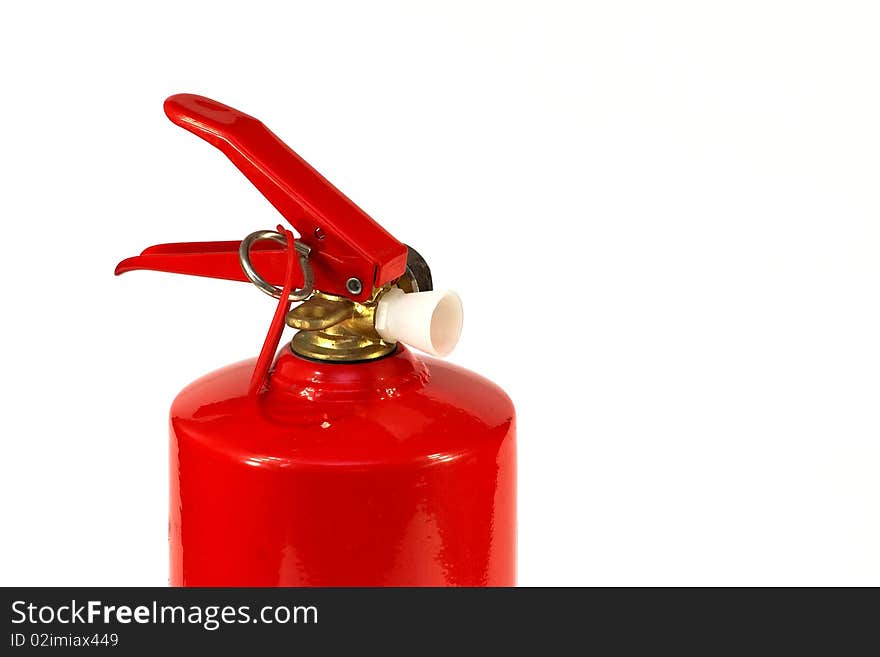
<box><xmin>345</xmin><ymin>278</ymin><xmax>363</xmax><ymax>296</ymax></box>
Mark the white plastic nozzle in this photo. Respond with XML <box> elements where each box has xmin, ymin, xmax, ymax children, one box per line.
<box><xmin>375</xmin><ymin>288</ymin><xmax>463</xmax><ymax>357</ymax></box>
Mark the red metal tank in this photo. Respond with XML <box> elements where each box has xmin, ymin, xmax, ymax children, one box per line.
<box><xmin>170</xmin><ymin>346</ymin><xmax>515</xmax><ymax>586</ymax></box>
<box><xmin>118</xmin><ymin>94</ymin><xmax>516</xmax><ymax>587</ymax></box>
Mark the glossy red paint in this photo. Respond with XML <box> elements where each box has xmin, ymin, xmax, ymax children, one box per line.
<box><xmin>119</xmin><ymin>94</ymin><xmax>516</xmax><ymax>587</ymax></box>
<box><xmin>116</xmin><ymin>95</ymin><xmax>409</xmax><ymax>301</ymax></box>
<box><xmin>170</xmin><ymin>344</ymin><xmax>516</xmax><ymax>586</ymax></box>
<box><xmin>161</xmin><ymin>94</ymin><xmax>406</xmax><ymax>301</ymax></box>
<box><xmin>115</xmin><ymin>239</ymin><xmax>304</xmax><ymax>288</ymax></box>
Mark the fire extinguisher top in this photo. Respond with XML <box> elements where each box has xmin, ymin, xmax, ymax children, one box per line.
<box><xmin>116</xmin><ymin>94</ymin><xmax>463</xmax><ymax>371</ymax></box>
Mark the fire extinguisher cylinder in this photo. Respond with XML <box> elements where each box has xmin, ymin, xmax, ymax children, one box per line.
<box><xmin>116</xmin><ymin>94</ymin><xmax>516</xmax><ymax>587</ymax></box>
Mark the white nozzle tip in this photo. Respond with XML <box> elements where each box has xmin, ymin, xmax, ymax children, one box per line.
<box><xmin>375</xmin><ymin>289</ymin><xmax>463</xmax><ymax>357</ymax></box>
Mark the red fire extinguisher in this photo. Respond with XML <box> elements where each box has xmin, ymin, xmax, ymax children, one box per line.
<box><xmin>116</xmin><ymin>94</ymin><xmax>516</xmax><ymax>586</ymax></box>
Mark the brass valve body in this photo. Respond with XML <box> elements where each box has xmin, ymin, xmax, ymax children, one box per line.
<box><xmin>286</xmin><ymin>289</ymin><xmax>396</xmax><ymax>362</ymax></box>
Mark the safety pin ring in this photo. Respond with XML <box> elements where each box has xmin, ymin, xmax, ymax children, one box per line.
<box><xmin>239</xmin><ymin>230</ymin><xmax>314</xmax><ymax>301</ymax></box>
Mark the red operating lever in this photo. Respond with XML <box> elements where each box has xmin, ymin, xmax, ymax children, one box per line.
<box><xmin>115</xmin><ymin>94</ymin><xmax>408</xmax><ymax>302</ymax></box>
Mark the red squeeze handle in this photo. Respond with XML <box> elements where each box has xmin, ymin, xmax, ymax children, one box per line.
<box><xmin>114</xmin><ymin>240</ymin><xmax>303</xmax><ymax>287</ymax></box>
<box><xmin>119</xmin><ymin>94</ymin><xmax>407</xmax><ymax>301</ymax></box>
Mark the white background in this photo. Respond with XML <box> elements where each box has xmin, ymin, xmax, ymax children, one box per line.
<box><xmin>1</xmin><ymin>1</ymin><xmax>879</xmax><ymax>586</ymax></box>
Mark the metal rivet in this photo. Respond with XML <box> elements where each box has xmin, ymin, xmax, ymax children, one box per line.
<box><xmin>345</xmin><ymin>277</ymin><xmax>363</xmax><ymax>295</ymax></box>
<box><xmin>314</xmin><ymin>227</ymin><xmax>326</xmax><ymax>240</ymax></box>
